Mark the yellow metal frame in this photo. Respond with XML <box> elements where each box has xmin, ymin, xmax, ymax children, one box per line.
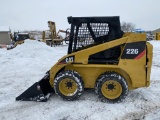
<box><xmin>48</xmin><ymin>21</ymin><xmax>63</xmax><ymax>45</ymax></box>
<box><xmin>39</xmin><ymin>21</ymin><xmax>63</xmax><ymax>45</ymax></box>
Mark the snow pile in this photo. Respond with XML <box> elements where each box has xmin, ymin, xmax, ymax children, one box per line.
<box><xmin>0</xmin><ymin>40</ymin><xmax>160</xmax><ymax>120</ymax></box>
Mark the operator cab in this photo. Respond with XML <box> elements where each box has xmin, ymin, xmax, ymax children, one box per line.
<box><xmin>67</xmin><ymin>16</ymin><xmax>124</xmax><ymax>62</ymax></box>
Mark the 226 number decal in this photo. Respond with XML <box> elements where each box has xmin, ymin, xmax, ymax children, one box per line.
<box><xmin>121</xmin><ymin>41</ymin><xmax>145</xmax><ymax>59</ymax></box>
<box><xmin>126</xmin><ymin>49</ymin><xmax>138</xmax><ymax>54</ymax></box>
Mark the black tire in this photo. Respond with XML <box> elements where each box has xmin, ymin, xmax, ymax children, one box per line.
<box><xmin>54</xmin><ymin>70</ymin><xmax>84</xmax><ymax>101</ymax></box>
<box><xmin>95</xmin><ymin>72</ymin><xmax>128</xmax><ymax>103</ymax></box>
<box><xmin>46</xmin><ymin>41</ymin><xmax>52</xmax><ymax>47</ymax></box>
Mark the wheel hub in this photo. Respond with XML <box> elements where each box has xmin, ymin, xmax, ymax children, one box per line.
<box><xmin>59</xmin><ymin>78</ymin><xmax>77</xmax><ymax>96</ymax></box>
<box><xmin>107</xmin><ymin>83</ymin><xmax>115</xmax><ymax>90</ymax></box>
<box><xmin>65</xmin><ymin>81</ymin><xmax>73</xmax><ymax>89</ymax></box>
<box><xmin>101</xmin><ymin>80</ymin><xmax>122</xmax><ymax>99</ymax></box>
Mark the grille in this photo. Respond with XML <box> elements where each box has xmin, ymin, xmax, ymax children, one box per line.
<box><xmin>73</xmin><ymin>23</ymin><xmax>109</xmax><ymax>50</ymax></box>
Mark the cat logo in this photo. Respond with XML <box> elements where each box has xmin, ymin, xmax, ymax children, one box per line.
<box><xmin>58</xmin><ymin>56</ymin><xmax>75</xmax><ymax>64</ymax></box>
<box><xmin>66</xmin><ymin>56</ymin><xmax>74</xmax><ymax>63</ymax></box>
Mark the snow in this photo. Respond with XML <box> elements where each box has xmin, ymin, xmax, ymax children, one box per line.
<box><xmin>0</xmin><ymin>40</ymin><xmax>160</xmax><ymax>120</ymax></box>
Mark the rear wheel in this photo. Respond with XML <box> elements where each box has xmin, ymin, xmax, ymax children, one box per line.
<box><xmin>95</xmin><ymin>72</ymin><xmax>128</xmax><ymax>103</ymax></box>
<box><xmin>54</xmin><ymin>70</ymin><xmax>84</xmax><ymax>101</ymax></box>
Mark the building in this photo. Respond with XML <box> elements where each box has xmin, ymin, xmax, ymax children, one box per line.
<box><xmin>0</xmin><ymin>26</ymin><xmax>11</xmax><ymax>44</ymax></box>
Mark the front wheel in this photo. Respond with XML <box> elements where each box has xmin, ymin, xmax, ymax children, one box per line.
<box><xmin>95</xmin><ymin>72</ymin><xmax>128</xmax><ymax>103</ymax></box>
<box><xmin>54</xmin><ymin>70</ymin><xmax>84</xmax><ymax>101</ymax></box>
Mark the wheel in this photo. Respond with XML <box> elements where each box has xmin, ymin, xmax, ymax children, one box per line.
<box><xmin>95</xmin><ymin>72</ymin><xmax>128</xmax><ymax>103</ymax></box>
<box><xmin>46</xmin><ymin>41</ymin><xmax>52</xmax><ymax>47</ymax></box>
<box><xmin>54</xmin><ymin>70</ymin><xmax>84</xmax><ymax>101</ymax></box>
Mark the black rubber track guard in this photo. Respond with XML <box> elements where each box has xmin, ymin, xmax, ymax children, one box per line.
<box><xmin>16</xmin><ymin>73</ymin><xmax>54</xmax><ymax>102</ymax></box>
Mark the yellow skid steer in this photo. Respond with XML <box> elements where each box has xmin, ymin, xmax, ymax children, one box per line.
<box><xmin>16</xmin><ymin>16</ymin><xmax>153</xmax><ymax>103</ymax></box>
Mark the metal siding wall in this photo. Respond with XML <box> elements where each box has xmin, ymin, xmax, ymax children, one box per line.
<box><xmin>0</xmin><ymin>32</ymin><xmax>11</xmax><ymax>44</ymax></box>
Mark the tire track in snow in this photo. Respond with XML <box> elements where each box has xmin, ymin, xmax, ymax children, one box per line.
<box><xmin>119</xmin><ymin>102</ymin><xmax>160</xmax><ymax>120</ymax></box>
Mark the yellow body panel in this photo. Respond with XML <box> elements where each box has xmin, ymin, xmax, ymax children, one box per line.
<box><xmin>49</xmin><ymin>33</ymin><xmax>153</xmax><ymax>90</ymax></box>
<box><xmin>65</xmin><ymin>64</ymin><xmax>133</xmax><ymax>89</ymax></box>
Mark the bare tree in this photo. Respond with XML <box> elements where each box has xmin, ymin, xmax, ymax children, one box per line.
<box><xmin>121</xmin><ymin>22</ymin><xmax>135</xmax><ymax>32</ymax></box>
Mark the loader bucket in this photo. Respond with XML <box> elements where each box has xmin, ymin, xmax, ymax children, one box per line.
<box><xmin>16</xmin><ymin>72</ymin><xmax>54</xmax><ymax>102</ymax></box>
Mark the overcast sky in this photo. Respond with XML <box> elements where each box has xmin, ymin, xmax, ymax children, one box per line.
<box><xmin>0</xmin><ymin>0</ymin><xmax>160</xmax><ymax>32</ymax></box>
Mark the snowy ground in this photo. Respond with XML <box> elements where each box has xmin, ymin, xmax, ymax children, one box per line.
<box><xmin>0</xmin><ymin>40</ymin><xmax>160</xmax><ymax>120</ymax></box>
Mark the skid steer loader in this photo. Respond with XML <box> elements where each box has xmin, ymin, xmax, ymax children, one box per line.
<box><xmin>16</xmin><ymin>16</ymin><xmax>153</xmax><ymax>103</ymax></box>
